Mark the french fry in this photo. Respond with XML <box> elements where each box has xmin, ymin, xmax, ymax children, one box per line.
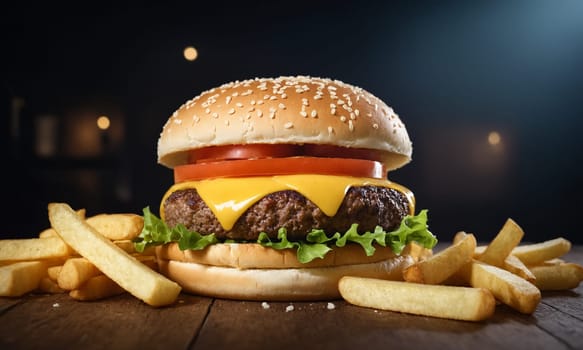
<box><xmin>47</xmin><ymin>265</ymin><xmax>62</xmax><ymax>281</ymax></box>
<box><xmin>38</xmin><ymin>276</ymin><xmax>65</xmax><ymax>294</ymax></box>
<box><xmin>135</xmin><ymin>255</ymin><xmax>158</xmax><ymax>271</ymax></box>
<box><xmin>529</xmin><ymin>263</ymin><xmax>583</xmax><ymax>291</ymax></box>
<box><xmin>0</xmin><ymin>261</ymin><xmax>48</xmax><ymax>297</ymax></box>
<box><xmin>403</xmin><ymin>232</ymin><xmax>476</xmax><ymax>284</ymax></box>
<box><xmin>57</xmin><ymin>255</ymin><xmax>158</xmax><ymax>292</ymax></box>
<box><xmin>474</xmin><ymin>245</ymin><xmax>486</xmax><ymax>256</ymax></box>
<box><xmin>512</xmin><ymin>238</ymin><xmax>571</xmax><ymax>265</ymax></box>
<box><xmin>48</xmin><ymin>203</ymin><xmax>181</xmax><ymax>306</ymax></box>
<box><xmin>39</xmin><ymin>228</ymin><xmax>59</xmax><ymax>239</ymax></box>
<box><xmin>86</xmin><ymin>213</ymin><xmax>144</xmax><ymax>241</ymax></box>
<box><xmin>0</xmin><ymin>237</ymin><xmax>73</xmax><ymax>261</ymax></box>
<box><xmin>503</xmin><ymin>254</ymin><xmax>536</xmax><ymax>283</ymax></box>
<box><xmin>114</xmin><ymin>240</ymin><xmax>156</xmax><ymax>256</ymax></box>
<box><xmin>401</xmin><ymin>241</ymin><xmax>433</xmax><ymax>261</ymax></box>
<box><xmin>69</xmin><ymin>275</ymin><xmax>125</xmax><ymax>301</ymax></box>
<box><xmin>534</xmin><ymin>258</ymin><xmax>565</xmax><ymax>266</ymax></box>
<box><xmin>57</xmin><ymin>257</ymin><xmax>102</xmax><ymax>290</ymax></box>
<box><xmin>39</xmin><ymin>209</ymin><xmax>86</xmax><ymax>238</ymax></box>
<box><xmin>339</xmin><ymin>276</ymin><xmax>495</xmax><ymax>321</ymax></box>
<box><xmin>113</xmin><ymin>240</ymin><xmax>138</xmax><ymax>253</ymax></box>
<box><xmin>466</xmin><ymin>260</ymin><xmax>541</xmax><ymax>314</ymax></box>
<box><xmin>478</xmin><ymin>218</ymin><xmax>524</xmax><ymax>267</ymax></box>
<box><xmin>452</xmin><ymin>231</ymin><xmax>469</xmax><ymax>244</ymax></box>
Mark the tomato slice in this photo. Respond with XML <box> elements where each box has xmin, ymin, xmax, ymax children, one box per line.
<box><xmin>188</xmin><ymin>144</ymin><xmax>301</xmax><ymax>163</ymax></box>
<box><xmin>174</xmin><ymin>157</ymin><xmax>386</xmax><ymax>182</ymax></box>
<box><xmin>302</xmin><ymin>144</ymin><xmax>382</xmax><ymax>162</ymax></box>
<box><xmin>188</xmin><ymin>144</ymin><xmax>383</xmax><ymax>163</ymax></box>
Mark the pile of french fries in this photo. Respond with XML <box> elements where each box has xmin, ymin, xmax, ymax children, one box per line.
<box><xmin>0</xmin><ymin>203</ymin><xmax>181</xmax><ymax>307</ymax></box>
<box><xmin>340</xmin><ymin>218</ymin><xmax>583</xmax><ymax>321</ymax></box>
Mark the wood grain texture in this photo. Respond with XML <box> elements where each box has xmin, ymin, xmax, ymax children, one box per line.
<box><xmin>0</xmin><ymin>246</ymin><xmax>581</xmax><ymax>350</ymax></box>
<box><xmin>0</xmin><ymin>293</ymin><xmax>211</xmax><ymax>350</ymax></box>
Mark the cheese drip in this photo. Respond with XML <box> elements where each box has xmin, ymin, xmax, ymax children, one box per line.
<box><xmin>161</xmin><ymin>175</ymin><xmax>415</xmax><ymax>231</ymax></box>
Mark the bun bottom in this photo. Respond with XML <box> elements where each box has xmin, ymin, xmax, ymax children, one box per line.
<box><xmin>157</xmin><ymin>255</ymin><xmax>416</xmax><ymax>301</ymax></box>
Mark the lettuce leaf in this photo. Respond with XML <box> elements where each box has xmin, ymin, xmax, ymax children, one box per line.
<box><xmin>133</xmin><ymin>207</ymin><xmax>437</xmax><ymax>263</ymax></box>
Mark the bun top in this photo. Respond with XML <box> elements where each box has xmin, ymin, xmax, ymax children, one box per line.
<box><xmin>158</xmin><ymin>76</ymin><xmax>412</xmax><ymax>170</ymax></box>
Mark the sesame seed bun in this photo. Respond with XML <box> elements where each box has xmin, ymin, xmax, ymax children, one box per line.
<box><xmin>157</xmin><ymin>76</ymin><xmax>412</xmax><ymax>171</ymax></box>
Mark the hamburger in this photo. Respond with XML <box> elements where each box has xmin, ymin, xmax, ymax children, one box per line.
<box><xmin>134</xmin><ymin>76</ymin><xmax>437</xmax><ymax>300</ymax></box>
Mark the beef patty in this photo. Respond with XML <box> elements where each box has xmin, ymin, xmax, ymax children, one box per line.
<box><xmin>163</xmin><ymin>186</ymin><xmax>411</xmax><ymax>241</ymax></box>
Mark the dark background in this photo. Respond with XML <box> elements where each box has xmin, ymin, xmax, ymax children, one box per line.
<box><xmin>2</xmin><ymin>1</ymin><xmax>582</xmax><ymax>243</ymax></box>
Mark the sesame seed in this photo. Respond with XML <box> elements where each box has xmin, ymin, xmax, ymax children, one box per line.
<box><xmin>300</xmin><ymin>111</ymin><xmax>308</xmax><ymax>118</ymax></box>
<box><xmin>261</xmin><ymin>302</ymin><xmax>270</xmax><ymax>309</ymax></box>
<box><xmin>212</xmin><ymin>112</ymin><xmax>219</xmax><ymax>119</ymax></box>
<box><xmin>314</xmin><ymin>95</ymin><xmax>322</xmax><ymax>100</ymax></box>
<box><xmin>354</xmin><ymin>109</ymin><xmax>360</xmax><ymax>117</ymax></box>
<box><xmin>269</xmin><ymin>95</ymin><xmax>277</xmax><ymax>100</ymax></box>
<box><xmin>302</xmin><ymin>98</ymin><xmax>309</xmax><ymax>106</ymax></box>
<box><xmin>350</xmin><ymin>113</ymin><xmax>356</xmax><ymax>120</ymax></box>
<box><xmin>257</xmin><ymin>100</ymin><xmax>264</xmax><ymax>105</ymax></box>
<box><xmin>226</xmin><ymin>96</ymin><xmax>232</xmax><ymax>104</ymax></box>
<box><xmin>278</xmin><ymin>103</ymin><xmax>286</xmax><ymax>110</ymax></box>
<box><xmin>205</xmin><ymin>108</ymin><xmax>211</xmax><ymax>114</ymax></box>
<box><xmin>284</xmin><ymin>121</ymin><xmax>293</xmax><ymax>128</ymax></box>
<box><xmin>310</xmin><ymin>110</ymin><xmax>318</xmax><ymax>118</ymax></box>
<box><xmin>248</xmin><ymin>107</ymin><xmax>255</xmax><ymax>112</ymax></box>
<box><xmin>285</xmin><ymin>304</ymin><xmax>294</xmax><ymax>312</ymax></box>
<box><xmin>326</xmin><ymin>302</ymin><xmax>336</xmax><ymax>310</ymax></box>
<box><xmin>340</xmin><ymin>116</ymin><xmax>347</xmax><ymax>122</ymax></box>
<box><xmin>328</xmin><ymin>126</ymin><xmax>334</xmax><ymax>134</ymax></box>
<box><xmin>281</xmin><ymin>93</ymin><xmax>287</xmax><ymax>99</ymax></box>
<box><xmin>337</xmin><ymin>99</ymin><xmax>344</xmax><ymax>105</ymax></box>
<box><xmin>236</xmin><ymin>102</ymin><xmax>243</xmax><ymax>108</ymax></box>
<box><xmin>264</xmin><ymin>95</ymin><xmax>270</xmax><ymax>100</ymax></box>
<box><xmin>228</xmin><ymin>108</ymin><xmax>236</xmax><ymax>115</ymax></box>
<box><xmin>331</xmin><ymin>108</ymin><xmax>336</xmax><ymax>115</ymax></box>
<box><xmin>173</xmin><ymin>118</ymin><xmax>182</xmax><ymax>125</ymax></box>
<box><xmin>373</xmin><ymin>123</ymin><xmax>379</xmax><ymax>129</ymax></box>
<box><xmin>251</xmin><ymin>100</ymin><xmax>256</xmax><ymax>105</ymax></box>
<box><xmin>225</xmin><ymin>120</ymin><xmax>230</xmax><ymax>126</ymax></box>
<box><xmin>256</xmin><ymin>110</ymin><xmax>263</xmax><ymax>117</ymax></box>
<box><xmin>348</xmin><ymin>120</ymin><xmax>354</xmax><ymax>131</ymax></box>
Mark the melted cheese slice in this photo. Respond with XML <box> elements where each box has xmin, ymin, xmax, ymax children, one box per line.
<box><xmin>161</xmin><ymin>175</ymin><xmax>415</xmax><ymax>231</ymax></box>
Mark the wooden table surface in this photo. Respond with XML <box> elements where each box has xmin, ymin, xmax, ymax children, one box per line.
<box><xmin>1</xmin><ymin>246</ymin><xmax>582</xmax><ymax>350</ymax></box>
